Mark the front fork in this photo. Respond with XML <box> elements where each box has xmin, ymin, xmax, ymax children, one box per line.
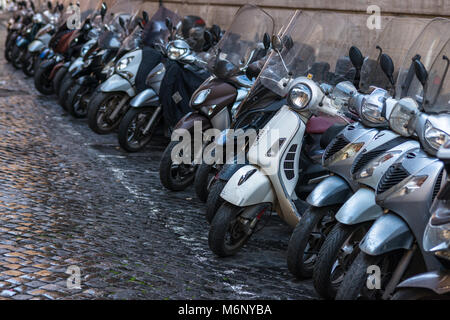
<box><xmin>109</xmin><ymin>95</ymin><xmax>130</xmax><ymax>121</ymax></box>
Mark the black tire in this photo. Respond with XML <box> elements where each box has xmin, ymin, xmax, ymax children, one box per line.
<box><xmin>11</xmin><ymin>44</ymin><xmax>24</xmax><ymax>69</ymax></box>
<box><xmin>58</xmin><ymin>71</ymin><xmax>74</xmax><ymax>110</ymax></box>
<box><xmin>87</xmin><ymin>91</ymin><xmax>128</xmax><ymax>134</ymax></box>
<box><xmin>313</xmin><ymin>222</ymin><xmax>370</xmax><ymax>299</ymax></box>
<box><xmin>118</xmin><ymin>107</ymin><xmax>161</xmax><ymax>152</ymax></box>
<box><xmin>4</xmin><ymin>34</ymin><xmax>15</xmax><ymax>62</ymax></box>
<box><xmin>287</xmin><ymin>206</ymin><xmax>335</xmax><ymax>279</ymax></box>
<box><xmin>391</xmin><ymin>288</ymin><xmax>449</xmax><ymax>300</ymax></box>
<box><xmin>66</xmin><ymin>83</ymin><xmax>90</xmax><ymax>118</ymax></box>
<box><xmin>194</xmin><ymin>163</ymin><xmax>217</xmax><ymax>202</ymax></box>
<box><xmin>22</xmin><ymin>51</ymin><xmax>36</xmax><ymax>77</ymax></box>
<box><xmin>208</xmin><ymin>203</ymin><xmax>253</xmax><ymax>257</ymax></box>
<box><xmin>34</xmin><ymin>62</ymin><xmax>55</xmax><ymax>95</ymax></box>
<box><xmin>335</xmin><ymin>251</ymin><xmax>383</xmax><ymax>300</ymax></box>
<box><xmin>159</xmin><ymin>141</ymin><xmax>196</xmax><ymax>191</ymax></box>
<box><xmin>53</xmin><ymin>66</ymin><xmax>68</xmax><ymax>97</ymax></box>
<box><xmin>205</xmin><ymin>179</ymin><xmax>226</xmax><ymax>224</ymax></box>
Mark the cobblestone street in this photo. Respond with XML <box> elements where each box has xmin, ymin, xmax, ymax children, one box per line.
<box><xmin>0</xmin><ymin>18</ymin><xmax>315</xmax><ymax>300</ymax></box>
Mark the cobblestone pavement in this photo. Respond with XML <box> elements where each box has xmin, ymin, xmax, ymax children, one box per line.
<box><xmin>0</xmin><ymin>19</ymin><xmax>316</xmax><ymax>300</ymax></box>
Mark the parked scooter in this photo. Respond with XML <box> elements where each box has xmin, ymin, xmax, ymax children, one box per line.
<box><xmin>208</xmin><ymin>11</ymin><xmax>368</xmax><ymax>257</ymax></box>
<box><xmin>158</xmin><ymin>4</ymin><xmax>273</xmax><ymax>193</ymax></box>
<box><xmin>5</xmin><ymin>0</ymin><xmax>34</xmax><ymax>62</ymax></box>
<box><xmin>336</xmin><ymin>42</ymin><xmax>450</xmax><ymax>299</ymax></box>
<box><xmin>391</xmin><ymin>141</ymin><xmax>449</xmax><ymax>299</ymax></box>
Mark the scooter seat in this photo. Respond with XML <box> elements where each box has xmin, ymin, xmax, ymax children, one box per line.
<box><xmin>306</xmin><ymin>115</ymin><xmax>346</xmax><ymax>134</ymax></box>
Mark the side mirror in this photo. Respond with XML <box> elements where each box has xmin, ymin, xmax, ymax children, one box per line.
<box><xmin>119</xmin><ymin>16</ymin><xmax>126</xmax><ymax>30</ymax></box>
<box><xmin>47</xmin><ymin>1</ymin><xmax>51</xmax><ymax>9</ymax></box>
<box><xmin>58</xmin><ymin>3</ymin><xmax>64</xmax><ymax>12</ymax></box>
<box><xmin>142</xmin><ymin>11</ymin><xmax>149</xmax><ymax>23</ymax></box>
<box><xmin>211</xmin><ymin>24</ymin><xmax>221</xmax><ymax>41</ymax></box>
<box><xmin>165</xmin><ymin>17</ymin><xmax>173</xmax><ymax>32</ymax></box>
<box><xmin>349</xmin><ymin>46</ymin><xmax>364</xmax><ymax>70</ymax></box>
<box><xmin>138</xmin><ymin>20</ymin><xmax>145</xmax><ymax>30</ymax></box>
<box><xmin>100</xmin><ymin>2</ymin><xmax>107</xmax><ymax>21</ymax></box>
<box><xmin>263</xmin><ymin>33</ymin><xmax>270</xmax><ymax>50</ymax></box>
<box><xmin>282</xmin><ymin>35</ymin><xmax>293</xmax><ymax>51</ymax></box>
<box><xmin>271</xmin><ymin>35</ymin><xmax>283</xmax><ymax>51</ymax></box>
<box><xmin>380</xmin><ymin>53</ymin><xmax>395</xmax><ymax>85</ymax></box>
<box><xmin>413</xmin><ymin>58</ymin><xmax>428</xmax><ymax>87</ymax></box>
<box><xmin>30</xmin><ymin>1</ymin><xmax>34</xmax><ymax>11</ymax></box>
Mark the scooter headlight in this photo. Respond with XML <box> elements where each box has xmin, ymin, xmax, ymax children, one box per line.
<box><xmin>288</xmin><ymin>84</ymin><xmax>311</xmax><ymax>110</ymax></box>
<box><xmin>116</xmin><ymin>56</ymin><xmax>134</xmax><ymax>72</ymax></box>
<box><xmin>167</xmin><ymin>45</ymin><xmax>187</xmax><ymax>60</ymax></box>
<box><xmin>361</xmin><ymin>99</ymin><xmax>386</xmax><ymax>124</ymax></box>
<box><xmin>192</xmin><ymin>89</ymin><xmax>211</xmax><ymax>106</ymax></box>
<box><xmin>389</xmin><ymin>98</ymin><xmax>419</xmax><ymax>137</ymax></box>
<box><xmin>424</xmin><ymin>120</ymin><xmax>450</xmax><ymax>153</ymax></box>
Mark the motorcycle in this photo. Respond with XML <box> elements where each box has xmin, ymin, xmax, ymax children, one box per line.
<box><xmin>5</xmin><ymin>0</ymin><xmax>33</xmax><ymax>62</ymax></box>
<box><xmin>336</xmin><ymin>36</ymin><xmax>450</xmax><ymax>299</ymax></box>
<box><xmin>207</xmin><ymin>11</ymin><xmax>370</xmax><ymax>257</ymax></box>
<box><xmin>157</xmin><ymin>4</ymin><xmax>273</xmax><ymax>193</ymax></box>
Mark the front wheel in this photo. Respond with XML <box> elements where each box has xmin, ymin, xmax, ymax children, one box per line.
<box><xmin>205</xmin><ymin>178</ymin><xmax>226</xmax><ymax>224</ymax></box>
<box><xmin>67</xmin><ymin>83</ymin><xmax>91</xmax><ymax>118</ymax></box>
<box><xmin>87</xmin><ymin>91</ymin><xmax>129</xmax><ymax>134</ymax></box>
<box><xmin>194</xmin><ymin>163</ymin><xmax>218</xmax><ymax>202</ymax></box>
<box><xmin>159</xmin><ymin>140</ymin><xmax>196</xmax><ymax>191</ymax></box>
<box><xmin>313</xmin><ymin>222</ymin><xmax>370</xmax><ymax>299</ymax></box>
<box><xmin>34</xmin><ymin>61</ymin><xmax>55</xmax><ymax>95</ymax></box>
<box><xmin>287</xmin><ymin>206</ymin><xmax>336</xmax><ymax>279</ymax></box>
<box><xmin>22</xmin><ymin>51</ymin><xmax>36</xmax><ymax>77</ymax></box>
<box><xmin>208</xmin><ymin>203</ymin><xmax>257</xmax><ymax>257</ymax></box>
<box><xmin>53</xmin><ymin>66</ymin><xmax>68</xmax><ymax>99</ymax></box>
<box><xmin>11</xmin><ymin>44</ymin><xmax>24</xmax><ymax>69</ymax></box>
<box><xmin>118</xmin><ymin>107</ymin><xmax>162</xmax><ymax>152</ymax></box>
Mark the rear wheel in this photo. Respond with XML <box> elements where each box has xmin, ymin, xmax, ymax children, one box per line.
<box><xmin>159</xmin><ymin>140</ymin><xmax>196</xmax><ymax>191</ymax></box>
<box><xmin>287</xmin><ymin>206</ymin><xmax>336</xmax><ymax>279</ymax></box>
<box><xmin>34</xmin><ymin>61</ymin><xmax>54</xmax><ymax>95</ymax></box>
<box><xmin>208</xmin><ymin>203</ymin><xmax>259</xmax><ymax>257</ymax></box>
<box><xmin>118</xmin><ymin>107</ymin><xmax>161</xmax><ymax>152</ymax></box>
<box><xmin>87</xmin><ymin>91</ymin><xmax>129</xmax><ymax>134</ymax></box>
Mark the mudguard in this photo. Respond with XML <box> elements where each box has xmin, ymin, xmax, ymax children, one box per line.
<box><xmin>69</xmin><ymin>57</ymin><xmax>84</xmax><ymax>73</ymax></box>
<box><xmin>220</xmin><ymin>165</ymin><xmax>275</xmax><ymax>207</ymax></box>
<box><xmin>306</xmin><ymin>175</ymin><xmax>352</xmax><ymax>207</ymax></box>
<box><xmin>100</xmin><ymin>74</ymin><xmax>135</xmax><ymax>96</ymax></box>
<box><xmin>16</xmin><ymin>37</ymin><xmax>28</xmax><ymax>47</ymax></box>
<box><xmin>174</xmin><ymin>112</ymin><xmax>212</xmax><ymax>133</ymax></box>
<box><xmin>397</xmin><ymin>271</ymin><xmax>450</xmax><ymax>295</ymax></box>
<box><xmin>359</xmin><ymin>213</ymin><xmax>414</xmax><ymax>255</ymax></box>
<box><xmin>39</xmin><ymin>58</ymin><xmax>56</xmax><ymax>70</ymax></box>
<box><xmin>130</xmin><ymin>88</ymin><xmax>159</xmax><ymax>107</ymax></box>
<box><xmin>76</xmin><ymin>75</ymin><xmax>97</xmax><ymax>86</ymax></box>
<box><xmin>335</xmin><ymin>188</ymin><xmax>384</xmax><ymax>225</ymax></box>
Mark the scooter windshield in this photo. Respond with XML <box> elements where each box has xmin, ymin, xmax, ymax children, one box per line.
<box><xmin>422</xmin><ymin>38</ymin><xmax>450</xmax><ymax>113</ymax></box>
<box><xmin>359</xmin><ymin>17</ymin><xmax>427</xmax><ymax>94</ymax></box>
<box><xmin>395</xmin><ymin>18</ymin><xmax>450</xmax><ymax>101</ymax></box>
<box><xmin>209</xmin><ymin>4</ymin><xmax>274</xmax><ymax>78</ymax></box>
<box><xmin>141</xmin><ymin>6</ymin><xmax>180</xmax><ymax>47</ymax></box>
<box><xmin>259</xmin><ymin>11</ymin><xmax>374</xmax><ymax>97</ymax></box>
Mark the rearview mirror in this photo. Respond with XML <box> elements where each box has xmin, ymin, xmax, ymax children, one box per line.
<box><xmin>282</xmin><ymin>35</ymin><xmax>293</xmax><ymax>51</ymax></box>
<box><xmin>211</xmin><ymin>24</ymin><xmax>221</xmax><ymax>41</ymax></box>
<box><xmin>413</xmin><ymin>58</ymin><xmax>428</xmax><ymax>87</ymax></box>
<box><xmin>100</xmin><ymin>2</ymin><xmax>107</xmax><ymax>21</ymax></box>
<box><xmin>142</xmin><ymin>11</ymin><xmax>149</xmax><ymax>23</ymax></box>
<box><xmin>349</xmin><ymin>46</ymin><xmax>364</xmax><ymax>69</ymax></box>
<box><xmin>380</xmin><ymin>53</ymin><xmax>395</xmax><ymax>85</ymax></box>
<box><xmin>138</xmin><ymin>20</ymin><xmax>145</xmax><ymax>30</ymax></box>
<box><xmin>263</xmin><ymin>33</ymin><xmax>270</xmax><ymax>50</ymax></box>
<box><xmin>119</xmin><ymin>16</ymin><xmax>126</xmax><ymax>30</ymax></box>
<box><xmin>47</xmin><ymin>1</ymin><xmax>51</xmax><ymax>9</ymax></box>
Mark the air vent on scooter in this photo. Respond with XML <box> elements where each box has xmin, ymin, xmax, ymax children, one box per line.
<box><xmin>324</xmin><ymin>134</ymin><xmax>350</xmax><ymax>160</ymax></box>
<box><xmin>376</xmin><ymin>163</ymin><xmax>409</xmax><ymax>195</ymax></box>
<box><xmin>284</xmin><ymin>144</ymin><xmax>298</xmax><ymax>180</ymax></box>
<box><xmin>351</xmin><ymin>137</ymin><xmax>408</xmax><ymax>175</ymax></box>
<box><xmin>432</xmin><ymin>169</ymin><xmax>444</xmax><ymax>202</ymax></box>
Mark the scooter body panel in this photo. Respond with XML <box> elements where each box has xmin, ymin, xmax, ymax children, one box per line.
<box><xmin>100</xmin><ymin>74</ymin><xmax>135</xmax><ymax>97</ymax></box>
<box><xmin>220</xmin><ymin>165</ymin><xmax>276</xmax><ymax>206</ymax></box>
<box><xmin>397</xmin><ymin>270</ymin><xmax>450</xmax><ymax>295</ymax></box>
<box><xmin>307</xmin><ymin>175</ymin><xmax>352</xmax><ymax>207</ymax></box>
<box><xmin>174</xmin><ymin>112</ymin><xmax>212</xmax><ymax>133</ymax></box>
<box><xmin>359</xmin><ymin>213</ymin><xmax>414</xmax><ymax>255</ymax></box>
<box><xmin>69</xmin><ymin>57</ymin><xmax>84</xmax><ymax>73</ymax></box>
<box><xmin>130</xmin><ymin>88</ymin><xmax>159</xmax><ymax>107</ymax></box>
<box><xmin>335</xmin><ymin>187</ymin><xmax>383</xmax><ymax>225</ymax></box>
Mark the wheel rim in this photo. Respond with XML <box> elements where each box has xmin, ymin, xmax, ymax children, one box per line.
<box><xmin>169</xmin><ymin>143</ymin><xmax>196</xmax><ymax>185</ymax></box>
<box><xmin>303</xmin><ymin>213</ymin><xmax>335</xmax><ymax>268</ymax></box>
<box><xmin>223</xmin><ymin>209</ymin><xmax>250</xmax><ymax>251</ymax></box>
<box><xmin>126</xmin><ymin>110</ymin><xmax>155</xmax><ymax>148</ymax></box>
<box><xmin>96</xmin><ymin>94</ymin><xmax>124</xmax><ymax>130</ymax></box>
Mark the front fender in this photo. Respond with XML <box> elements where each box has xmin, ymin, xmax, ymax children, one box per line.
<box><xmin>69</xmin><ymin>57</ymin><xmax>84</xmax><ymax>73</ymax></box>
<box><xmin>28</xmin><ymin>39</ymin><xmax>44</xmax><ymax>53</ymax></box>
<box><xmin>220</xmin><ymin>165</ymin><xmax>275</xmax><ymax>207</ymax></box>
<box><xmin>100</xmin><ymin>74</ymin><xmax>135</xmax><ymax>96</ymax></box>
<box><xmin>335</xmin><ymin>188</ymin><xmax>384</xmax><ymax>225</ymax></box>
<box><xmin>16</xmin><ymin>37</ymin><xmax>29</xmax><ymax>48</ymax></box>
<box><xmin>397</xmin><ymin>271</ymin><xmax>450</xmax><ymax>295</ymax></box>
<box><xmin>359</xmin><ymin>213</ymin><xmax>414</xmax><ymax>255</ymax></box>
<box><xmin>130</xmin><ymin>88</ymin><xmax>159</xmax><ymax>107</ymax></box>
<box><xmin>306</xmin><ymin>175</ymin><xmax>352</xmax><ymax>207</ymax></box>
